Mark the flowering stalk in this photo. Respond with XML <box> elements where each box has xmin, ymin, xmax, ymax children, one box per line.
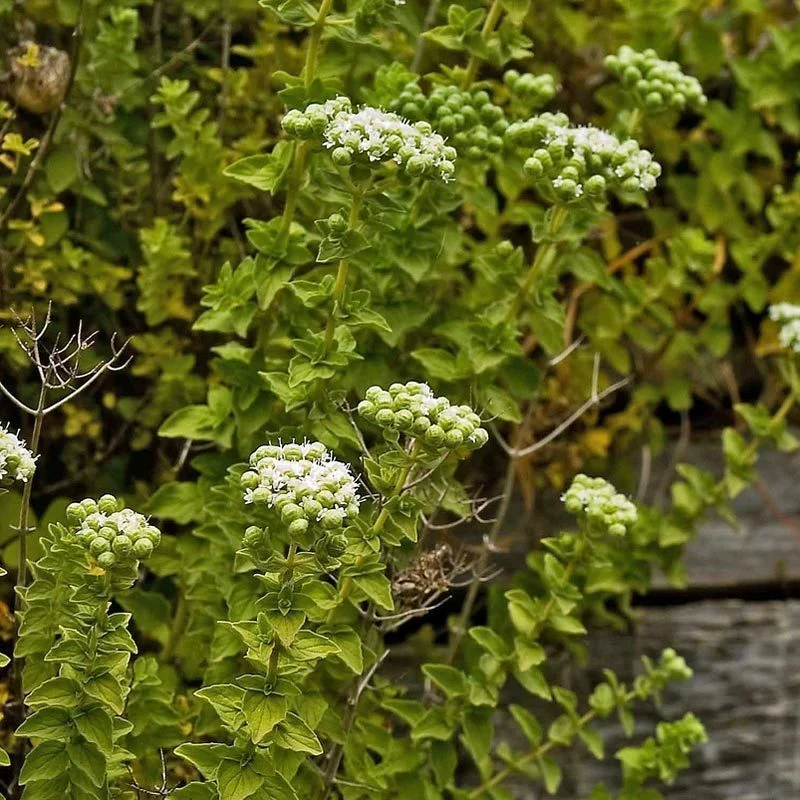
<box><xmin>322</xmin><ymin>188</ymin><xmax>366</xmax><ymax>355</ymax></box>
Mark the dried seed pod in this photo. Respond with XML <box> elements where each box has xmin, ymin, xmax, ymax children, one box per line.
<box><xmin>9</xmin><ymin>42</ymin><xmax>71</xmax><ymax>115</ymax></box>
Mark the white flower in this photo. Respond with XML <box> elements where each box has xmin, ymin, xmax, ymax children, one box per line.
<box><xmin>0</xmin><ymin>425</ymin><xmax>37</xmax><ymax>483</ymax></box>
<box><xmin>770</xmin><ymin>303</ymin><xmax>800</xmax><ymax>353</ymax></box>
<box><xmin>241</xmin><ymin>441</ymin><xmax>360</xmax><ymax>531</ymax></box>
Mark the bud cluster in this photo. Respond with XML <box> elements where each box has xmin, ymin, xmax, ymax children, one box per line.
<box><xmin>282</xmin><ymin>97</ymin><xmax>456</xmax><ymax>181</ymax></box>
<box><xmin>357</xmin><ymin>382</ymin><xmax>489</xmax><ymax>452</ymax></box>
<box><xmin>506</xmin><ymin>112</ymin><xmax>661</xmax><ymax>202</ymax></box>
<box><xmin>769</xmin><ymin>303</ymin><xmax>800</xmax><ymax>353</ymax></box>
<box><xmin>388</xmin><ymin>82</ymin><xmax>507</xmax><ymax>160</ymax></box>
<box><xmin>66</xmin><ymin>496</ymin><xmax>162</xmax><ymax>569</ymax></box>
<box><xmin>241</xmin><ymin>441</ymin><xmax>360</xmax><ymax>537</ymax></box>
<box><xmin>562</xmin><ymin>473</ymin><xmax>637</xmax><ymax>537</ymax></box>
<box><xmin>0</xmin><ymin>425</ymin><xmax>36</xmax><ymax>483</ymax></box>
<box><xmin>503</xmin><ymin>70</ymin><xmax>557</xmax><ymax>111</ymax></box>
<box><xmin>605</xmin><ymin>46</ymin><xmax>706</xmax><ymax>114</ymax></box>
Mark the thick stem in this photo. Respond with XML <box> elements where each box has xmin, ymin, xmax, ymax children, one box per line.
<box><xmin>461</xmin><ymin>0</ymin><xmax>504</xmax><ymax>90</ymax></box>
<box><xmin>324</xmin><ymin>442</ymin><xmax>419</xmax><ymax>624</ymax></box>
<box><xmin>322</xmin><ymin>191</ymin><xmax>365</xmax><ymax>355</ymax></box>
<box><xmin>160</xmin><ymin>589</ymin><xmax>188</xmax><ymax>664</ymax></box>
<box><xmin>508</xmin><ymin>205</ymin><xmax>568</xmax><ymax>322</ymax></box>
<box><xmin>14</xmin><ymin>385</ymin><xmax>46</xmax><ymax>606</ymax></box>
<box><xmin>276</xmin><ymin>0</ymin><xmax>334</xmax><ymax>246</ymax></box>
<box><xmin>627</xmin><ymin>107</ymin><xmax>643</xmax><ymax>138</ymax></box>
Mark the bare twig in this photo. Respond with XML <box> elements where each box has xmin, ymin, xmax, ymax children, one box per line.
<box><xmin>492</xmin><ymin>376</ymin><xmax>633</xmax><ymax>459</ymax></box>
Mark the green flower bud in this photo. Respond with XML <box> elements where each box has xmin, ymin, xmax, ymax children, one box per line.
<box><xmin>425</xmin><ymin>425</ymin><xmax>445</xmax><ymax>446</ymax></box>
<box><xmin>376</xmin><ymin>408</ymin><xmax>395</xmax><ymax>426</ymax></box>
<box><xmin>112</xmin><ymin>534</ymin><xmax>133</xmax><ymax>556</ymax></box>
<box><xmin>81</xmin><ymin>498</ymin><xmax>99</xmax><ymax>514</ymax></box>
<box><xmin>280</xmin><ymin>503</ymin><xmax>304</xmax><ymax>524</ymax></box>
<box><xmin>97</xmin><ymin>526</ymin><xmax>116</xmax><ymax>542</ymax></box>
<box><xmin>288</xmin><ymin>518</ymin><xmax>309</xmax><ymax>537</ymax></box>
<box><xmin>66</xmin><ymin>503</ymin><xmax>86</xmax><ymax>524</ymax></box>
<box><xmin>90</xmin><ymin>537</ymin><xmax>110</xmax><ymax>556</ymax></box>
<box><xmin>332</xmin><ymin>147</ymin><xmax>353</xmax><ymax>166</ymax></box>
<box><xmin>98</xmin><ymin>494</ymin><xmax>118</xmax><ymax>514</ymax></box>
<box><xmin>241</xmin><ymin>470</ymin><xmax>260</xmax><ymax>490</ymax></box>
<box><xmin>132</xmin><ymin>539</ymin><xmax>154</xmax><ymax>559</ymax></box>
<box><xmin>97</xmin><ymin>552</ymin><xmax>116</xmax><ymax>569</ymax></box>
<box><xmin>445</xmin><ymin>429</ymin><xmax>464</xmax><ymax>448</ymax></box>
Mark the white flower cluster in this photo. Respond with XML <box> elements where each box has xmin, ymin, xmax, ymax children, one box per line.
<box><xmin>67</xmin><ymin>495</ymin><xmax>162</xmax><ymax>568</ymax></box>
<box><xmin>241</xmin><ymin>441</ymin><xmax>360</xmax><ymax>537</ymax></box>
<box><xmin>282</xmin><ymin>97</ymin><xmax>456</xmax><ymax>181</ymax></box>
<box><xmin>506</xmin><ymin>112</ymin><xmax>661</xmax><ymax>203</ymax></box>
<box><xmin>562</xmin><ymin>473</ymin><xmax>637</xmax><ymax>537</ymax></box>
<box><xmin>769</xmin><ymin>303</ymin><xmax>800</xmax><ymax>353</ymax></box>
<box><xmin>0</xmin><ymin>425</ymin><xmax>36</xmax><ymax>483</ymax></box>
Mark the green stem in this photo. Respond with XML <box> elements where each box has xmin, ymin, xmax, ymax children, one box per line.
<box><xmin>469</xmin><ymin>689</ymin><xmax>639</xmax><ymax>797</ymax></box>
<box><xmin>741</xmin><ymin>389</ymin><xmax>797</xmax><ymax>463</ymax></box>
<box><xmin>276</xmin><ymin>0</ymin><xmax>334</xmax><ymax>246</ymax></box>
<box><xmin>507</xmin><ymin>205</ymin><xmax>568</xmax><ymax>322</ymax></box>
<box><xmin>627</xmin><ymin>107</ymin><xmax>643</xmax><ymax>138</ymax></box>
<box><xmin>325</xmin><ymin>441</ymin><xmax>419</xmax><ymax>624</ymax></box>
<box><xmin>461</xmin><ymin>0</ymin><xmax>504</xmax><ymax>90</ymax></box>
<box><xmin>160</xmin><ymin>588</ymin><xmax>188</xmax><ymax>664</ymax></box>
<box><xmin>322</xmin><ymin>191</ymin><xmax>365</xmax><ymax>355</ymax></box>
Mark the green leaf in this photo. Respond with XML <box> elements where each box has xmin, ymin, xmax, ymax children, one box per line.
<box><xmin>175</xmin><ymin>743</ymin><xmax>238</xmax><ymax>780</ymax></box>
<box><xmin>422</xmin><ymin>664</ymin><xmax>468</xmax><ymax>698</ymax></box>
<box><xmin>469</xmin><ymin>627</ymin><xmax>512</xmax><ymax>659</ymax></box>
<box><xmin>461</xmin><ymin>708</ymin><xmax>493</xmax><ymax>774</ymax></box>
<box><xmin>430</xmin><ymin>739</ymin><xmax>457</xmax><ymax>788</ymax></box>
<box><xmin>262</xmin><ymin>610</ymin><xmax>306</xmax><ymax>647</ymax></box>
<box><xmin>514</xmin><ymin>665</ymin><xmax>551</xmax><ymax>700</ymax></box>
<box><xmin>25</xmin><ymin>677</ymin><xmax>81</xmax><ymax>709</ymax></box>
<box><xmin>146</xmin><ymin>482</ymin><xmax>204</xmax><ymax>523</ymax></box>
<box><xmin>411</xmin><ymin>708</ymin><xmax>452</xmax><ymax>742</ymax></box>
<box><xmin>325</xmin><ymin>627</ymin><xmax>363</xmax><ymax>673</ymax></box>
<box><xmin>548</xmin><ymin>614</ymin><xmax>587</xmax><ymax>635</ymax></box>
<box><xmin>83</xmin><ymin>672</ymin><xmax>125</xmax><ymax>714</ymax></box>
<box><xmin>19</xmin><ymin>741</ymin><xmax>69</xmax><ymax>784</ymax></box>
<box><xmin>16</xmin><ymin>708</ymin><xmax>72</xmax><ymax>741</ymax></box>
<box><xmin>273</xmin><ymin>713</ymin><xmax>323</xmax><ymax>755</ymax></box>
<box><xmin>67</xmin><ymin>739</ymin><xmax>106</xmax><ymax>787</ymax></box>
<box><xmin>242</xmin><ymin>691</ymin><xmax>288</xmax><ymax>743</ymax></box>
<box><xmin>196</xmin><ymin>684</ymin><xmax>246</xmax><ymax>729</ymax></box>
<box><xmin>172</xmin><ymin>784</ymin><xmax>219</xmax><ymax>800</ymax></box>
<box><xmin>510</xmin><ymin>705</ymin><xmax>543</xmax><ymax>746</ymax></box>
<box><xmin>579</xmin><ymin>726</ymin><xmax>604</xmax><ymax>759</ymax></box>
<box><xmin>224</xmin><ymin>142</ymin><xmax>292</xmax><ymax>193</ymax></box>
<box><xmin>74</xmin><ymin>707</ymin><xmax>114</xmax><ymax>751</ymax></box>
<box><xmin>539</xmin><ymin>755</ymin><xmax>562</xmax><ymax>794</ymax></box>
<box><xmin>217</xmin><ymin>759</ymin><xmax>265</xmax><ymax>800</ymax></box>
<box><xmin>352</xmin><ymin>572</ymin><xmax>394</xmax><ymax>611</ymax></box>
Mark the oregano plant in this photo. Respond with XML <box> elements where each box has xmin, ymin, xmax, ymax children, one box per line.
<box><xmin>1</xmin><ymin>1</ymin><xmax>799</xmax><ymax>799</ymax></box>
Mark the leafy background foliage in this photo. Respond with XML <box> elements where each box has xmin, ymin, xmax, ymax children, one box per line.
<box><xmin>0</xmin><ymin>0</ymin><xmax>799</xmax><ymax>798</ymax></box>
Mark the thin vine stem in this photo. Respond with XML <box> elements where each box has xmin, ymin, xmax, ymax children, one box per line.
<box><xmin>469</xmin><ymin>689</ymin><xmax>639</xmax><ymax>797</ymax></box>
